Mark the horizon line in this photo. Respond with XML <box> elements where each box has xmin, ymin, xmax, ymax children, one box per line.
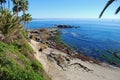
<box><xmin>32</xmin><ymin>18</ymin><xmax>120</xmax><ymax>20</ymax></box>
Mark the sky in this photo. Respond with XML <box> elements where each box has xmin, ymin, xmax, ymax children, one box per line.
<box><xmin>28</xmin><ymin>0</ymin><xmax>120</xmax><ymax>19</ymax></box>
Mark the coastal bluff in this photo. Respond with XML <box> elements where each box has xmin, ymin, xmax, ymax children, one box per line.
<box><xmin>29</xmin><ymin>28</ymin><xmax>120</xmax><ymax>80</ymax></box>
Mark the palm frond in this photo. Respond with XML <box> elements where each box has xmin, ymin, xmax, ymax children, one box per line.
<box><xmin>115</xmin><ymin>6</ymin><xmax>120</xmax><ymax>14</ymax></box>
<box><xmin>99</xmin><ymin>0</ymin><xmax>115</xmax><ymax>18</ymax></box>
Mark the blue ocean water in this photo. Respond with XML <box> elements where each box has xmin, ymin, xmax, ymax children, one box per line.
<box><xmin>29</xmin><ymin>19</ymin><xmax>120</xmax><ymax>66</ymax></box>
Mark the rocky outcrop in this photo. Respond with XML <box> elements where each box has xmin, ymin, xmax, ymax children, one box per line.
<box><xmin>55</xmin><ymin>25</ymin><xmax>80</xmax><ymax>29</ymax></box>
<box><xmin>68</xmin><ymin>63</ymin><xmax>93</xmax><ymax>72</ymax></box>
<box><xmin>57</xmin><ymin>25</ymin><xmax>73</xmax><ymax>28</ymax></box>
<box><xmin>29</xmin><ymin>28</ymin><xmax>101</xmax><ymax>65</ymax></box>
<box><xmin>47</xmin><ymin>53</ymin><xmax>70</xmax><ymax>71</ymax></box>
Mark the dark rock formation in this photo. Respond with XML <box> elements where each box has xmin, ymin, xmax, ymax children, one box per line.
<box><xmin>72</xmin><ymin>54</ymin><xmax>101</xmax><ymax>65</ymax></box>
<box><xmin>47</xmin><ymin>53</ymin><xmax>70</xmax><ymax>71</ymax></box>
<box><xmin>55</xmin><ymin>25</ymin><xmax>80</xmax><ymax>29</ymax></box>
<box><xmin>57</xmin><ymin>25</ymin><xmax>73</xmax><ymax>28</ymax></box>
<box><xmin>68</xmin><ymin>63</ymin><xmax>93</xmax><ymax>72</ymax></box>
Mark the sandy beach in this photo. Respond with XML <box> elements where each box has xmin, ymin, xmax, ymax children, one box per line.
<box><xmin>30</xmin><ymin>39</ymin><xmax>120</xmax><ymax>80</ymax></box>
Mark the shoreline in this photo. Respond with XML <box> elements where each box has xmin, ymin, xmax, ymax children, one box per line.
<box><xmin>29</xmin><ymin>28</ymin><xmax>120</xmax><ymax>80</ymax></box>
<box><xmin>29</xmin><ymin>27</ymin><xmax>106</xmax><ymax>66</ymax></box>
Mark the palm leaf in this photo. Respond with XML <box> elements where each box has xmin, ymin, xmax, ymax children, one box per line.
<box><xmin>99</xmin><ymin>0</ymin><xmax>115</xmax><ymax>18</ymax></box>
<box><xmin>115</xmin><ymin>6</ymin><xmax>120</xmax><ymax>14</ymax></box>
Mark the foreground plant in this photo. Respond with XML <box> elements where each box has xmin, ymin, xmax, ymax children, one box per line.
<box><xmin>99</xmin><ymin>0</ymin><xmax>120</xmax><ymax>18</ymax></box>
<box><xmin>0</xmin><ymin>9</ymin><xmax>22</xmax><ymax>42</ymax></box>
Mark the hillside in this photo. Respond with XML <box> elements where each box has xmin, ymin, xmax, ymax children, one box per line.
<box><xmin>0</xmin><ymin>39</ymin><xmax>50</xmax><ymax>80</ymax></box>
<box><xmin>0</xmin><ymin>0</ymin><xmax>50</xmax><ymax>80</ymax></box>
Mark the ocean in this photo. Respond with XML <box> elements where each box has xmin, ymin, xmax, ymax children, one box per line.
<box><xmin>29</xmin><ymin>19</ymin><xmax>120</xmax><ymax>66</ymax></box>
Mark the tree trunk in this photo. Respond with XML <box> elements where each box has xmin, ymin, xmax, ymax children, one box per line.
<box><xmin>16</xmin><ymin>6</ymin><xmax>18</xmax><ymax>16</ymax></box>
<box><xmin>23</xmin><ymin>8</ymin><xmax>26</xmax><ymax>27</ymax></box>
<box><xmin>3</xmin><ymin>3</ymin><xmax>5</xmax><ymax>10</ymax></box>
<box><xmin>27</xmin><ymin>22</ymin><xmax>29</xmax><ymax>30</ymax></box>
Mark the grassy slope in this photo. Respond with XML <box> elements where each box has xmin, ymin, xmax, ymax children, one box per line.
<box><xmin>0</xmin><ymin>39</ymin><xmax>50</xmax><ymax>80</ymax></box>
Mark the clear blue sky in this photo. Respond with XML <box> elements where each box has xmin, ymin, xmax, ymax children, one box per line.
<box><xmin>28</xmin><ymin>0</ymin><xmax>120</xmax><ymax>19</ymax></box>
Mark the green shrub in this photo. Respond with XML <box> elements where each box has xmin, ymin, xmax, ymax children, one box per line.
<box><xmin>0</xmin><ymin>41</ymin><xmax>50</xmax><ymax>80</ymax></box>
